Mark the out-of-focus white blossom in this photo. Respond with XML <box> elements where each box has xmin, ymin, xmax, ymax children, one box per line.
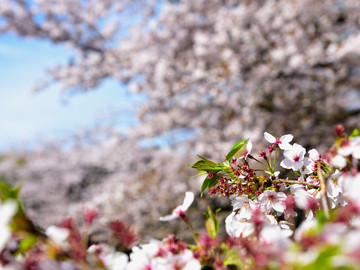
<box><xmin>159</xmin><ymin>192</ymin><xmax>194</xmax><ymax>222</ymax></box>
<box><xmin>258</xmin><ymin>190</ymin><xmax>287</xmax><ymax>213</ymax></box>
<box><xmin>225</xmin><ymin>212</ymin><xmax>254</xmax><ymax>238</ymax></box>
<box><xmin>46</xmin><ymin>226</ymin><xmax>69</xmax><ymax>248</ymax></box>
<box><xmin>0</xmin><ymin>200</ymin><xmax>17</xmax><ymax>251</ymax></box>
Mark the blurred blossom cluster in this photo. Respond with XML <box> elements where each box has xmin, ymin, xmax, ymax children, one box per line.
<box><xmin>1</xmin><ymin>0</ymin><xmax>360</xmax><ymax>151</ymax></box>
<box><xmin>0</xmin><ymin>134</ymin><xmax>198</xmax><ymax>238</ymax></box>
<box><xmin>0</xmin><ymin>127</ymin><xmax>359</xmax><ymax>269</ymax></box>
<box><xmin>1</xmin><ymin>0</ymin><xmax>360</xmax><ymax>258</ymax></box>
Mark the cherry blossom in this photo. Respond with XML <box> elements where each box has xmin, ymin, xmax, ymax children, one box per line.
<box><xmin>258</xmin><ymin>190</ymin><xmax>287</xmax><ymax>213</ymax></box>
<box><xmin>0</xmin><ymin>201</ymin><xmax>17</xmax><ymax>251</ymax></box>
<box><xmin>159</xmin><ymin>192</ymin><xmax>194</xmax><ymax>222</ymax></box>
<box><xmin>45</xmin><ymin>225</ymin><xmax>69</xmax><ymax>248</ymax></box>
<box><xmin>280</xmin><ymin>143</ymin><xmax>307</xmax><ymax>171</ymax></box>
<box><xmin>1</xmin><ymin>0</ymin><xmax>360</xmax><ymax>241</ymax></box>
<box><xmin>231</xmin><ymin>195</ymin><xmax>257</xmax><ymax>220</ymax></box>
<box><xmin>264</xmin><ymin>132</ymin><xmax>293</xmax><ymax>150</ymax></box>
<box><xmin>327</xmin><ymin>171</ymin><xmax>344</xmax><ymax>198</ymax></box>
<box><xmin>225</xmin><ymin>212</ymin><xmax>254</xmax><ymax>238</ymax></box>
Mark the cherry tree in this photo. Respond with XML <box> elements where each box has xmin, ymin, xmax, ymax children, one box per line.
<box><xmin>1</xmin><ymin>0</ymin><xmax>360</xmax><ymax>152</ymax></box>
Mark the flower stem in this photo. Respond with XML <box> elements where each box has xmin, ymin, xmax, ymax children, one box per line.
<box><xmin>272</xmin><ymin>148</ymin><xmax>278</xmax><ymax>171</ymax></box>
<box><xmin>249</xmin><ymin>156</ymin><xmax>269</xmax><ymax>171</ymax></box>
<box><xmin>185</xmin><ymin>219</ymin><xmax>199</xmax><ymax>246</ymax></box>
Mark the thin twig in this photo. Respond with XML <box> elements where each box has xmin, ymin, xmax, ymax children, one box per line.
<box><xmin>317</xmin><ymin>161</ymin><xmax>330</xmax><ymax>218</ymax></box>
<box><xmin>273</xmin><ymin>179</ymin><xmax>316</xmax><ymax>187</ymax></box>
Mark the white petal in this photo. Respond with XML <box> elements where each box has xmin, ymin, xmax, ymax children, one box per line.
<box><xmin>46</xmin><ymin>226</ymin><xmax>69</xmax><ymax>245</ymax></box>
<box><xmin>308</xmin><ymin>149</ymin><xmax>320</xmax><ymax>161</ymax></box>
<box><xmin>264</xmin><ymin>132</ymin><xmax>276</xmax><ymax>143</ymax></box>
<box><xmin>159</xmin><ymin>214</ymin><xmax>177</xmax><ymax>222</ymax></box>
<box><xmin>353</xmin><ymin>145</ymin><xmax>360</xmax><ymax>159</ymax></box>
<box><xmin>280</xmin><ymin>134</ymin><xmax>293</xmax><ymax>144</ymax></box>
<box><xmin>246</xmin><ymin>141</ymin><xmax>252</xmax><ymax>153</ymax></box>
<box><xmin>272</xmin><ymin>202</ymin><xmax>286</xmax><ymax>213</ymax></box>
<box><xmin>331</xmin><ymin>155</ymin><xmax>347</xmax><ymax>169</ymax></box>
<box><xmin>0</xmin><ymin>200</ymin><xmax>17</xmax><ymax>226</ymax></box>
<box><xmin>280</xmin><ymin>158</ymin><xmax>293</xmax><ymax>169</ymax></box>
<box><xmin>293</xmin><ymin>160</ymin><xmax>304</xmax><ymax>171</ymax></box>
<box><xmin>181</xmin><ymin>191</ymin><xmax>194</xmax><ymax>210</ymax></box>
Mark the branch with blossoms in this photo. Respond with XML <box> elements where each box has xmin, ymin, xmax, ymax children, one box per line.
<box><xmin>0</xmin><ymin>125</ymin><xmax>360</xmax><ymax>269</ymax></box>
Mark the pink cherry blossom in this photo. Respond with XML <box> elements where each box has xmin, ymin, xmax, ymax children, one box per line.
<box><xmin>280</xmin><ymin>143</ymin><xmax>306</xmax><ymax>171</ymax></box>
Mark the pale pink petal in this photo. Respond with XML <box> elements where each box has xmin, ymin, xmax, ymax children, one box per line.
<box><xmin>280</xmin><ymin>158</ymin><xmax>293</xmax><ymax>169</ymax></box>
<box><xmin>331</xmin><ymin>155</ymin><xmax>347</xmax><ymax>169</ymax></box>
<box><xmin>308</xmin><ymin>149</ymin><xmax>320</xmax><ymax>162</ymax></box>
<box><xmin>272</xmin><ymin>202</ymin><xmax>286</xmax><ymax>213</ymax></box>
<box><xmin>279</xmin><ymin>134</ymin><xmax>293</xmax><ymax>150</ymax></box>
<box><xmin>353</xmin><ymin>145</ymin><xmax>360</xmax><ymax>159</ymax></box>
<box><xmin>264</xmin><ymin>132</ymin><xmax>276</xmax><ymax>143</ymax></box>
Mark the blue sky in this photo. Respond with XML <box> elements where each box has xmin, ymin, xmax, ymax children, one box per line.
<box><xmin>0</xmin><ymin>33</ymin><xmax>137</xmax><ymax>150</ymax></box>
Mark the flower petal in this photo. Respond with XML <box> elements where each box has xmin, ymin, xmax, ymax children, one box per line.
<box><xmin>159</xmin><ymin>214</ymin><xmax>177</xmax><ymax>222</ymax></box>
<box><xmin>264</xmin><ymin>132</ymin><xmax>276</xmax><ymax>143</ymax></box>
<box><xmin>181</xmin><ymin>192</ymin><xmax>194</xmax><ymax>210</ymax></box>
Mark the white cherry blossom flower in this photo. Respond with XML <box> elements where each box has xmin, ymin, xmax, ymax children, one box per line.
<box><xmin>260</xmin><ymin>225</ymin><xmax>293</xmax><ymax>252</ymax></box>
<box><xmin>305</xmin><ymin>149</ymin><xmax>321</xmax><ymax>173</ymax></box>
<box><xmin>291</xmin><ymin>188</ymin><xmax>317</xmax><ymax>210</ymax></box>
<box><xmin>327</xmin><ymin>171</ymin><xmax>344</xmax><ymax>198</ymax></box>
<box><xmin>46</xmin><ymin>226</ymin><xmax>69</xmax><ymax>247</ymax></box>
<box><xmin>264</xmin><ymin>132</ymin><xmax>293</xmax><ymax>150</ymax></box>
<box><xmin>231</xmin><ymin>195</ymin><xmax>257</xmax><ymax>220</ymax></box>
<box><xmin>160</xmin><ymin>192</ymin><xmax>194</xmax><ymax>221</ymax></box>
<box><xmin>127</xmin><ymin>241</ymin><xmax>161</xmax><ymax>270</ymax></box>
<box><xmin>343</xmin><ymin>173</ymin><xmax>360</xmax><ymax>207</ymax></box>
<box><xmin>331</xmin><ymin>155</ymin><xmax>347</xmax><ymax>169</ymax></box>
<box><xmin>280</xmin><ymin>143</ymin><xmax>306</xmax><ymax>171</ymax></box>
<box><xmin>225</xmin><ymin>212</ymin><xmax>254</xmax><ymax>238</ymax></box>
<box><xmin>258</xmin><ymin>190</ymin><xmax>287</xmax><ymax>213</ymax></box>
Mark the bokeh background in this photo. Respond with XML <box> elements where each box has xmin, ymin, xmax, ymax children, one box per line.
<box><xmin>0</xmin><ymin>0</ymin><xmax>360</xmax><ymax>240</ymax></box>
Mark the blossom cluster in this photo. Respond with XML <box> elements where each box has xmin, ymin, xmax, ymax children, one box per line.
<box><xmin>2</xmin><ymin>0</ymin><xmax>360</xmax><ymax>247</ymax></box>
<box><xmin>0</xmin><ymin>127</ymin><xmax>359</xmax><ymax>269</ymax></box>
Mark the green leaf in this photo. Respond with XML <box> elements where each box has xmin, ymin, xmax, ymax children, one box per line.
<box><xmin>200</xmin><ymin>175</ymin><xmax>220</xmax><ymax>196</ymax></box>
<box><xmin>303</xmin><ymin>245</ymin><xmax>341</xmax><ymax>270</ymax></box>
<box><xmin>188</xmin><ymin>171</ymin><xmax>207</xmax><ymax>178</ymax></box>
<box><xmin>203</xmin><ymin>207</ymin><xmax>221</xmax><ymax>238</ymax></box>
<box><xmin>17</xmin><ymin>235</ymin><xmax>37</xmax><ymax>254</ymax></box>
<box><xmin>187</xmin><ymin>155</ymin><xmax>223</xmax><ymax>173</ymax></box>
<box><xmin>225</xmin><ymin>139</ymin><xmax>249</xmax><ymax>162</ymax></box>
<box><xmin>0</xmin><ymin>180</ymin><xmax>20</xmax><ymax>202</ymax></box>
<box><xmin>224</xmin><ymin>248</ymin><xmax>243</xmax><ymax>268</ymax></box>
<box><xmin>349</xmin><ymin>128</ymin><xmax>359</xmax><ymax>139</ymax></box>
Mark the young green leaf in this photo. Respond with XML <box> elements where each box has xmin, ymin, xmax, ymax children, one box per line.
<box><xmin>0</xmin><ymin>180</ymin><xmax>20</xmax><ymax>202</ymax></box>
<box><xmin>187</xmin><ymin>155</ymin><xmax>223</xmax><ymax>173</ymax></box>
<box><xmin>188</xmin><ymin>171</ymin><xmax>208</xmax><ymax>178</ymax></box>
<box><xmin>200</xmin><ymin>175</ymin><xmax>220</xmax><ymax>197</ymax></box>
<box><xmin>225</xmin><ymin>139</ymin><xmax>249</xmax><ymax>162</ymax></box>
<box><xmin>203</xmin><ymin>207</ymin><xmax>221</xmax><ymax>238</ymax></box>
<box><xmin>349</xmin><ymin>128</ymin><xmax>359</xmax><ymax>139</ymax></box>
